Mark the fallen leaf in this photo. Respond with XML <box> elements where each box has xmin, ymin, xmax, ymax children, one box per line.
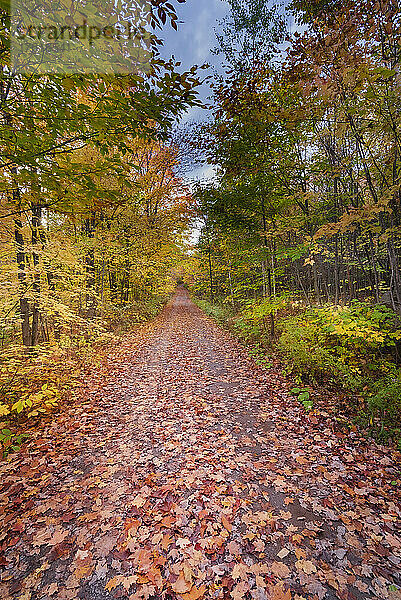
<box><xmin>172</xmin><ymin>572</ymin><xmax>192</xmax><ymax>594</ymax></box>
<box><xmin>267</xmin><ymin>583</ymin><xmax>291</xmax><ymax>600</ymax></box>
<box><xmin>181</xmin><ymin>585</ymin><xmax>207</xmax><ymax>600</ymax></box>
<box><xmin>295</xmin><ymin>559</ymin><xmax>317</xmax><ymax>575</ymax></box>
<box><xmin>221</xmin><ymin>515</ymin><xmax>232</xmax><ymax>532</ymax></box>
<box><xmin>271</xmin><ymin>561</ymin><xmax>291</xmax><ymax>579</ymax></box>
<box><xmin>232</xmin><ymin>563</ymin><xmax>249</xmax><ymax>580</ymax></box>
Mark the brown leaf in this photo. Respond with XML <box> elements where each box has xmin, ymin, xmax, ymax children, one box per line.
<box><xmin>172</xmin><ymin>572</ymin><xmax>192</xmax><ymax>594</ymax></box>
<box><xmin>232</xmin><ymin>563</ymin><xmax>249</xmax><ymax>580</ymax></box>
<box><xmin>271</xmin><ymin>561</ymin><xmax>291</xmax><ymax>579</ymax></box>
<box><xmin>181</xmin><ymin>585</ymin><xmax>207</xmax><ymax>600</ymax></box>
<box><xmin>267</xmin><ymin>583</ymin><xmax>292</xmax><ymax>600</ymax></box>
<box><xmin>295</xmin><ymin>559</ymin><xmax>317</xmax><ymax>575</ymax></box>
<box><xmin>227</xmin><ymin>540</ymin><xmax>241</xmax><ymax>555</ymax></box>
<box><xmin>161</xmin><ymin>533</ymin><xmax>172</xmax><ymax>550</ymax></box>
<box><xmin>221</xmin><ymin>515</ymin><xmax>232</xmax><ymax>532</ymax></box>
<box><xmin>231</xmin><ymin>581</ymin><xmax>249</xmax><ymax>599</ymax></box>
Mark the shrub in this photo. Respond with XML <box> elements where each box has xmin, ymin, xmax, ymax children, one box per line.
<box><xmin>194</xmin><ymin>299</ymin><xmax>234</xmax><ymax>324</ymax></box>
<box><xmin>278</xmin><ymin>302</ymin><xmax>401</xmax><ymax>389</ymax></box>
<box><xmin>232</xmin><ymin>295</ymin><xmax>289</xmax><ymax>342</ymax></box>
<box><xmin>277</xmin><ymin>314</ymin><xmax>349</xmax><ymax>383</ymax></box>
<box><xmin>365</xmin><ymin>376</ymin><xmax>401</xmax><ymax>445</ymax></box>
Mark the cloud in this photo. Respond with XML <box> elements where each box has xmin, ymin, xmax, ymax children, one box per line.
<box><xmin>159</xmin><ymin>1</ymin><xmax>229</xmax><ymax>182</ymax></box>
<box><xmin>161</xmin><ymin>0</ymin><xmax>229</xmax><ymax>71</ymax></box>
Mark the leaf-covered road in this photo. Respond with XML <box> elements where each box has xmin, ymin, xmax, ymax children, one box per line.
<box><xmin>1</xmin><ymin>289</ymin><xmax>400</xmax><ymax>600</ymax></box>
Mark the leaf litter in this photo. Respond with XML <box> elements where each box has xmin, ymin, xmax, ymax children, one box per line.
<box><xmin>0</xmin><ymin>289</ymin><xmax>400</xmax><ymax>600</ymax></box>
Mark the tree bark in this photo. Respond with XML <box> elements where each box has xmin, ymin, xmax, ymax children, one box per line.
<box><xmin>13</xmin><ymin>182</ymin><xmax>31</xmax><ymax>346</ymax></box>
<box><xmin>31</xmin><ymin>202</ymin><xmax>42</xmax><ymax>346</ymax></box>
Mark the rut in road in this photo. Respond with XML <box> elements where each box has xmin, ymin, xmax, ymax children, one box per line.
<box><xmin>1</xmin><ymin>289</ymin><xmax>400</xmax><ymax>600</ymax></box>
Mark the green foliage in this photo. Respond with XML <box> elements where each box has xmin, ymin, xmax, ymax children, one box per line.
<box><xmin>291</xmin><ymin>387</ymin><xmax>314</xmax><ymax>410</ymax></box>
<box><xmin>278</xmin><ymin>315</ymin><xmax>342</xmax><ymax>381</ymax></box>
<box><xmin>0</xmin><ymin>428</ymin><xmax>29</xmax><ymax>458</ymax></box>
<box><xmin>278</xmin><ymin>302</ymin><xmax>401</xmax><ymax>388</ymax></box>
<box><xmin>226</xmin><ymin>294</ymin><xmax>288</xmax><ymax>343</ymax></box>
<box><xmin>276</xmin><ymin>301</ymin><xmax>401</xmax><ymax>441</ymax></box>
<box><xmin>309</xmin><ymin>302</ymin><xmax>401</xmax><ymax>351</ymax></box>
<box><xmin>363</xmin><ymin>376</ymin><xmax>401</xmax><ymax>445</ymax></box>
<box><xmin>193</xmin><ymin>299</ymin><xmax>234</xmax><ymax>325</ymax></box>
<box><xmin>105</xmin><ymin>296</ymin><xmax>170</xmax><ymax>332</ymax></box>
<box><xmin>0</xmin><ymin>336</ymin><xmax>104</xmax><ymax>424</ymax></box>
<box><xmin>242</xmin><ymin>295</ymin><xmax>289</xmax><ymax>322</ymax></box>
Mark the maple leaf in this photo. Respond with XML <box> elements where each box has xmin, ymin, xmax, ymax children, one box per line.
<box><xmin>294</xmin><ymin>548</ymin><xmax>307</xmax><ymax>560</ymax></box>
<box><xmin>221</xmin><ymin>515</ymin><xmax>232</xmax><ymax>532</ymax></box>
<box><xmin>231</xmin><ymin>581</ymin><xmax>250</xmax><ymax>599</ymax></box>
<box><xmin>232</xmin><ymin>563</ymin><xmax>249</xmax><ymax>580</ymax></box>
<box><xmin>255</xmin><ymin>575</ymin><xmax>266</xmax><ymax>588</ymax></box>
<box><xmin>227</xmin><ymin>541</ymin><xmax>241</xmax><ymax>555</ymax></box>
<box><xmin>267</xmin><ymin>583</ymin><xmax>292</xmax><ymax>600</ymax></box>
<box><xmin>105</xmin><ymin>576</ymin><xmax>123</xmax><ymax>592</ymax></box>
<box><xmin>94</xmin><ymin>534</ymin><xmax>115</xmax><ymax>557</ymax></box>
<box><xmin>182</xmin><ymin>562</ymin><xmax>194</xmax><ymax>583</ymax></box>
<box><xmin>132</xmin><ymin>495</ymin><xmax>146</xmax><ymax>508</ymax></box>
<box><xmin>172</xmin><ymin>571</ymin><xmax>192</xmax><ymax>594</ymax></box>
<box><xmin>130</xmin><ymin>584</ymin><xmax>156</xmax><ymax>600</ymax></box>
<box><xmin>125</xmin><ymin>518</ymin><xmax>141</xmax><ymax>535</ymax></box>
<box><xmin>136</xmin><ymin>549</ymin><xmax>153</xmax><ymax>571</ymax></box>
<box><xmin>161</xmin><ymin>533</ymin><xmax>172</xmax><ymax>550</ymax></box>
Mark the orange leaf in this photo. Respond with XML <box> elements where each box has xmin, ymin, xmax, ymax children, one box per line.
<box><xmin>105</xmin><ymin>576</ymin><xmax>122</xmax><ymax>592</ymax></box>
<box><xmin>267</xmin><ymin>583</ymin><xmax>291</xmax><ymax>600</ymax></box>
<box><xmin>221</xmin><ymin>515</ymin><xmax>232</xmax><ymax>532</ymax></box>
<box><xmin>181</xmin><ymin>585</ymin><xmax>206</xmax><ymax>600</ymax></box>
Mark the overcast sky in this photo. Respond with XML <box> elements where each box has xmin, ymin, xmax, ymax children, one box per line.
<box><xmin>159</xmin><ymin>0</ymin><xmax>230</xmax><ymax>125</ymax></box>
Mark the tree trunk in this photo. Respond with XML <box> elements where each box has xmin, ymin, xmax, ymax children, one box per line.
<box><xmin>334</xmin><ymin>235</ymin><xmax>340</xmax><ymax>305</ymax></box>
<box><xmin>387</xmin><ymin>234</ymin><xmax>401</xmax><ymax>311</ymax></box>
<box><xmin>84</xmin><ymin>214</ymin><xmax>97</xmax><ymax>318</ymax></box>
<box><xmin>14</xmin><ymin>214</ymin><xmax>31</xmax><ymax>346</ymax></box>
<box><xmin>31</xmin><ymin>202</ymin><xmax>42</xmax><ymax>346</ymax></box>
<box><xmin>13</xmin><ymin>184</ymin><xmax>31</xmax><ymax>347</ymax></box>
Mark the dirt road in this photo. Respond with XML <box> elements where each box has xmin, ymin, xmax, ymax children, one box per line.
<box><xmin>1</xmin><ymin>289</ymin><xmax>400</xmax><ymax>600</ymax></box>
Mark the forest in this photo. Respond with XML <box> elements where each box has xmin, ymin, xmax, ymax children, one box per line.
<box><xmin>0</xmin><ymin>0</ymin><xmax>401</xmax><ymax>452</ymax></box>
<box><xmin>0</xmin><ymin>1</ymin><xmax>400</xmax><ymax>600</ymax></box>
<box><xmin>191</xmin><ymin>0</ymin><xmax>401</xmax><ymax>446</ymax></box>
